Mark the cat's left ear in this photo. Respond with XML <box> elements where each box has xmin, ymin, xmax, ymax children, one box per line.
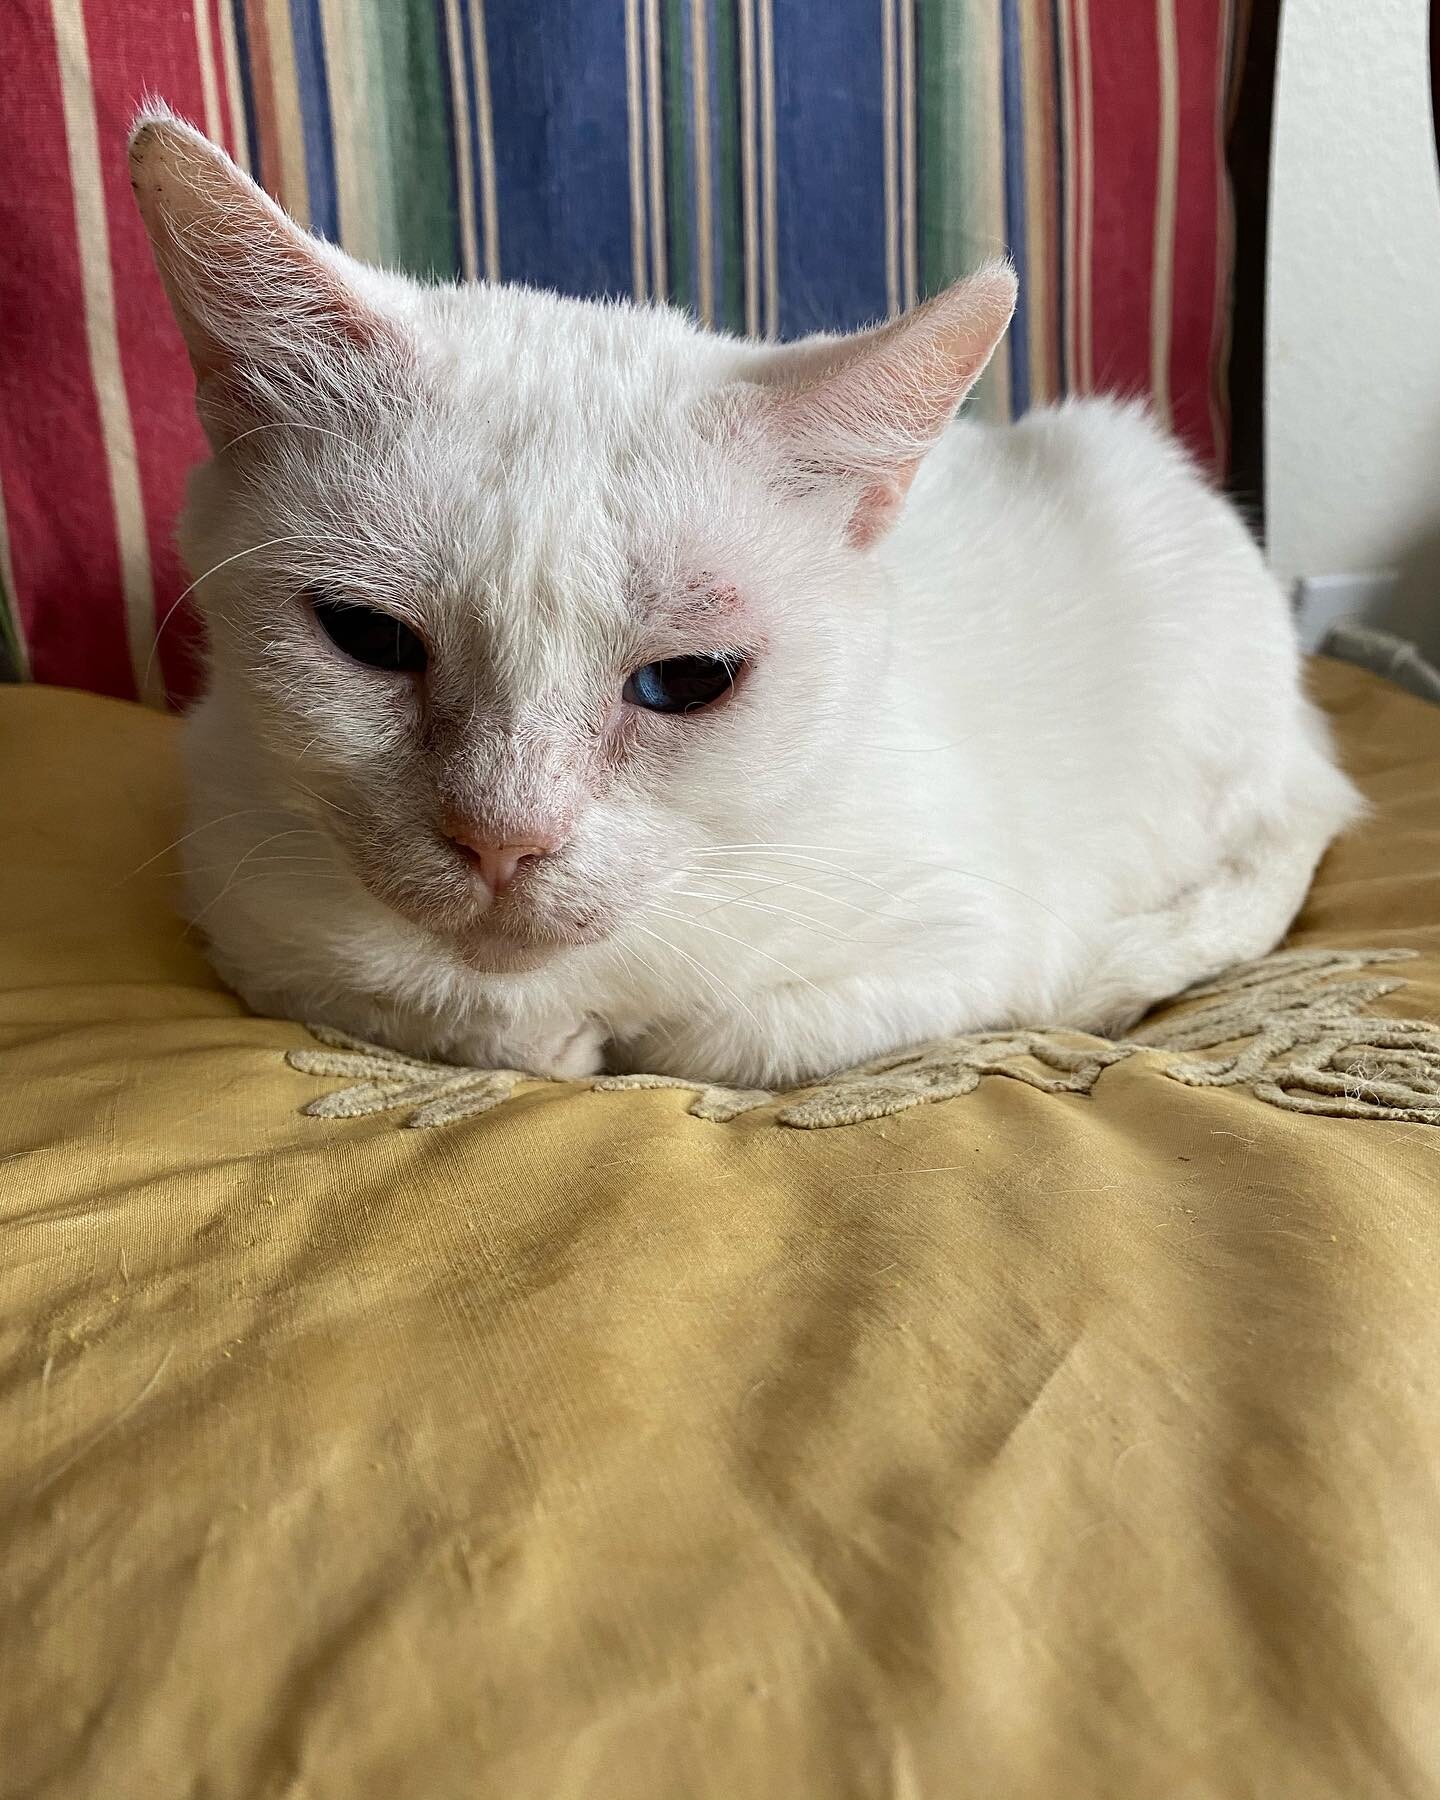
<box><xmin>743</xmin><ymin>264</ymin><xmax>1016</xmax><ymax>549</ymax></box>
<box><xmin>128</xmin><ymin>106</ymin><xmax>401</xmax><ymax>447</ymax></box>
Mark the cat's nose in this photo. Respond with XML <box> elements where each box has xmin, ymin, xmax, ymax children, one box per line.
<box><xmin>446</xmin><ymin>829</ymin><xmax>556</xmax><ymax>896</ymax></box>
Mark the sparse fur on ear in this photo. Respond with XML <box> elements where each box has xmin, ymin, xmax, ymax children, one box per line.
<box><xmin>129</xmin><ymin>104</ymin><xmax>403</xmax><ymax>446</ymax></box>
<box><xmin>745</xmin><ymin>263</ymin><xmax>1017</xmax><ymax>547</ymax></box>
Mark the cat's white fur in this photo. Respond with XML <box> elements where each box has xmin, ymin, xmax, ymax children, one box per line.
<box><xmin>130</xmin><ymin>110</ymin><xmax>1361</xmax><ymax>1088</ymax></box>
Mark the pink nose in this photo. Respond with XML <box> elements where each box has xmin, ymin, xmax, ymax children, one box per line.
<box><xmin>446</xmin><ymin>829</ymin><xmax>556</xmax><ymax>896</ymax></box>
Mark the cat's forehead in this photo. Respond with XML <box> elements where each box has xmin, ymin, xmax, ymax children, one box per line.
<box><xmin>424</xmin><ymin>282</ymin><xmax>723</xmax><ymax>420</ymax></box>
<box><xmin>278</xmin><ymin>285</ymin><xmax>760</xmax><ymax>688</ymax></box>
<box><xmin>391</xmin><ymin>290</ymin><xmax>743</xmax><ymax>623</ymax></box>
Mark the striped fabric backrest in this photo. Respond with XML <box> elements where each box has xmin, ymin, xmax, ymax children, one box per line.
<box><xmin>1</xmin><ymin>0</ymin><xmax>1243</xmax><ymax>704</ymax></box>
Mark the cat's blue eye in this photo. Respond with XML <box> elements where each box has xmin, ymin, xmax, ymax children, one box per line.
<box><xmin>311</xmin><ymin>597</ymin><xmax>428</xmax><ymax>675</ymax></box>
<box><xmin>623</xmin><ymin>653</ymin><xmax>743</xmax><ymax>715</ymax></box>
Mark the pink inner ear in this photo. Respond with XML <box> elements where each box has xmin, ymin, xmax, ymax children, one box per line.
<box><xmin>848</xmin><ymin>473</ymin><xmax>916</xmax><ymax>550</ymax></box>
<box><xmin>755</xmin><ymin>264</ymin><xmax>1017</xmax><ymax>550</ymax></box>
<box><xmin>130</xmin><ymin>116</ymin><xmax>399</xmax><ymax>401</ymax></box>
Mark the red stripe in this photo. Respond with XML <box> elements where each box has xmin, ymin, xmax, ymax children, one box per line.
<box><xmin>1168</xmin><ymin>0</ymin><xmax>1225</xmax><ymax>474</ymax></box>
<box><xmin>83</xmin><ymin>0</ymin><xmax>215</xmax><ymax>705</ymax></box>
<box><xmin>1062</xmin><ymin>0</ymin><xmax>1083</xmax><ymax>392</ymax></box>
<box><xmin>1033</xmin><ymin>6</ymin><xmax>1061</xmax><ymax>404</ymax></box>
<box><xmin>210</xmin><ymin>0</ymin><xmax>239</xmax><ymax>156</ymax></box>
<box><xmin>241</xmin><ymin>0</ymin><xmax>285</xmax><ymax>195</ymax></box>
<box><xmin>1083</xmin><ymin>0</ymin><xmax>1160</xmax><ymax>406</ymax></box>
<box><xmin>0</xmin><ymin>6</ymin><xmax>134</xmax><ymax>699</ymax></box>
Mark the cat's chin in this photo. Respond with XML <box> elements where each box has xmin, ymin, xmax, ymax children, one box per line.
<box><xmin>452</xmin><ymin>934</ymin><xmax>568</xmax><ymax>975</ymax></box>
<box><xmin>448</xmin><ymin>915</ymin><xmax>612</xmax><ymax>974</ymax></box>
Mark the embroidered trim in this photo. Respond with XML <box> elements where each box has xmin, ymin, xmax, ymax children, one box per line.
<box><xmin>286</xmin><ymin>947</ymin><xmax>1440</xmax><ymax>1131</ymax></box>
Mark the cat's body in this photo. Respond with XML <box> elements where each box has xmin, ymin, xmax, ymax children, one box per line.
<box><xmin>132</xmin><ymin>111</ymin><xmax>1359</xmax><ymax>1089</ymax></box>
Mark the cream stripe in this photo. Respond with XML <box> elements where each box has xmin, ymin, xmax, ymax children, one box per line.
<box><xmin>972</xmin><ymin>1</ymin><xmax>1011</xmax><ymax>418</ymax></box>
<box><xmin>262</xmin><ymin>0</ymin><xmax>311</xmax><ymax>221</ymax></box>
<box><xmin>691</xmin><ymin>0</ymin><xmax>715</xmax><ymax>324</ymax></box>
<box><xmin>898</xmin><ymin>0</ymin><xmax>917</xmax><ymax>310</ymax></box>
<box><xmin>1073</xmin><ymin>0</ymin><xmax>1095</xmax><ymax>392</ymax></box>
<box><xmin>881</xmin><ymin>0</ymin><xmax>900</xmax><ymax>318</ymax></box>
<box><xmin>469</xmin><ymin>0</ymin><xmax>501</xmax><ymax>281</ymax></box>
<box><xmin>319</xmin><ymin>0</ymin><xmax>379</xmax><ymax>261</ymax></box>
<box><xmin>442</xmin><ymin>0</ymin><xmax>479</xmax><ymax>279</ymax></box>
<box><xmin>738</xmin><ymin>0</ymin><xmax>760</xmax><ymax>336</ymax></box>
<box><xmin>625</xmin><ymin>0</ymin><xmax>648</xmax><ymax>299</ymax></box>
<box><xmin>1207</xmin><ymin>0</ymin><xmax>1234</xmax><ymax>461</ymax></box>
<box><xmin>644</xmin><ymin>0</ymin><xmax>668</xmax><ymax>300</ymax></box>
<box><xmin>216</xmin><ymin>0</ymin><xmax>252</xmax><ymax>167</ymax></box>
<box><xmin>757</xmin><ymin>0</ymin><xmax>778</xmax><ymax>337</ymax></box>
<box><xmin>1057</xmin><ymin>0</ymin><xmax>1079</xmax><ymax>388</ymax></box>
<box><xmin>49</xmin><ymin>0</ymin><xmax>163</xmax><ymax>705</ymax></box>
<box><xmin>1150</xmin><ymin>0</ymin><xmax>1179</xmax><ymax>423</ymax></box>
<box><xmin>193</xmin><ymin>0</ymin><xmax>224</xmax><ymax>142</ymax></box>
<box><xmin>0</xmin><ymin>481</ymin><xmax>31</xmax><ymax>681</ymax></box>
<box><xmin>1018</xmin><ymin>0</ymin><xmax>1051</xmax><ymax>399</ymax></box>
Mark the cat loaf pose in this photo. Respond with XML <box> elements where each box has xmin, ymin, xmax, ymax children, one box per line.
<box><xmin>130</xmin><ymin>109</ymin><xmax>1360</xmax><ymax>1090</ymax></box>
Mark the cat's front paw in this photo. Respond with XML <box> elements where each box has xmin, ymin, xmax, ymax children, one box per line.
<box><xmin>499</xmin><ymin>1017</ymin><xmax>607</xmax><ymax>1080</ymax></box>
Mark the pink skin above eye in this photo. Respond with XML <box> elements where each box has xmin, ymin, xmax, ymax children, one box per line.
<box><xmin>647</xmin><ymin>574</ymin><xmax>755</xmax><ymax>659</ymax></box>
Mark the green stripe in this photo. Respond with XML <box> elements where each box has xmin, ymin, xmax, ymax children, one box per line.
<box><xmin>917</xmin><ymin>0</ymin><xmax>970</xmax><ymax>297</ymax></box>
<box><xmin>366</xmin><ymin>0</ymin><xmax>462</xmax><ymax>279</ymax></box>
<box><xmin>917</xmin><ymin>0</ymin><xmax>1009</xmax><ymax>420</ymax></box>
<box><xmin>352</xmin><ymin>3</ymin><xmax>396</xmax><ymax>263</ymax></box>
<box><xmin>711</xmin><ymin>0</ymin><xmax>745</xmax><ymax>334</ymax></box>
<box><xmin>663</xmin><ymin>0</ymin><xmax>694</xmax><ymax>313</ymax></box>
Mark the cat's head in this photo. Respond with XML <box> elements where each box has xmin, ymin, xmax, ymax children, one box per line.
<box><xmin>131</xmin><ymin>109</ymin><xmax>1013</xmax><ymax>970</ymax></box>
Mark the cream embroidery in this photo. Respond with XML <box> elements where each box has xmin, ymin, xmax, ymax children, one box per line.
<box><xmin>286</xmin><ymin>947</ymin><xmax>1440</xmax><ymax>1131</ymax></box>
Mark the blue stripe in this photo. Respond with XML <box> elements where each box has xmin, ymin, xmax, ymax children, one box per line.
<box><xmin>709</xmin><ymin>0</ymin><xmax>744</xmax><ymax>335</ymax></box>
<box><xmin>999</xmin><ymin>0</ymin><xmax>1031</xmax><ymax>412</ymax></box>
<box><xmin>229</xmin><ymin>0</ymin><xmax>262</xmax><ymax>188</ymax></box>
<box><xmin>454</xmin><ymin>0</ymin><xmax>493</xmax><ymax>277</ymax></box>
<box><xmin>673</xmin><ymin>0</ymin><xmax>699</xmax><ymax>315</ymax></box>
<box><xmin>769</xmin><ymin>0</ymin><xmax>891</xmax><ymax>338</ymax></box>
<box><xmin>482</xmin><ymin>0</ymin><xmax>635</xmax><ymax>299</ymax></box>
<box><xmin>287</xmin><ymin>0</ymin><xmax>340</xmax><ymax>239</ymax></box>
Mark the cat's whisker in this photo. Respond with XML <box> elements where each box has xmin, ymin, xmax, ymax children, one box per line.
<box><xmin>630</xmin><ymin>921</ymin><xmax>763</xmax><ymax>1030</ymax></box>
<box><xmin>667</xmin><ymin>885</ymin><xmax>956</xmax><ymax>981</ymax></box>
<box><xmin>693</xmin><ymin>845</ymin><xmax>1082</xmax><ymax>942</ymax></box>
<box><xmin>849</xmin><ymin>740</ymin><xmax>977</xmax><ymax>753</ymax></box>
<box><xmin>689</xmin><ymin>845</ymin><xmax>913</xmax><ymax>903</ymax></box>
<box><xmin>604</xmin><ymin>939</ymin><xmax>683</xmax><ymax>1053</ymax></box>
<box><xmin>179</xmin><ymin>856</ymin><xmax>339</xmax><ymax>877</ymax></box>
<box><xmin>288</xmin><ymin>778</ymin><xmax>363</xmax><ymax>822</ymax></box>
<box><xmin>115</xmin><ymin>808</ymin><xmax>287</xmax><ymax>885</ymax></box>
<box><xmin>143</xmin><ymin>532</ymin><xmax>329</xmax><ymax>693</ymax></box>
<box><xmin>184</xmin><ymin>868</ymin><xmax>353</xmax><ymax>929</ymax></box>
<box><xmin>677</xmin><ymin>863</ymin><xmax>914</xmax><ymax>927</ymax></box>
<box><xmin>666</xmin><ymin>886</ymin><xmax>863</xmax><ymax>946</ymax></box>
<box><xmin>648</xmin><ymin>905</ymin><xmax>829</xmax><ymax>998</ymax></box>
<box><xmin>685</xmin><ymin>850</ymin><xmax>925</xmax><ymax>923</ymax></box>
<box><xmin>188</xmin><ymin>828</ymin><xmax>334</xmax><ymax>923</ymax></box>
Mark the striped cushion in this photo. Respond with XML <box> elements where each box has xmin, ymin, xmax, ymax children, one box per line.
<box><xmin>0</xmin><ymin>0</ymin><xmax>1242</xmax><ymax>705</ymax></box>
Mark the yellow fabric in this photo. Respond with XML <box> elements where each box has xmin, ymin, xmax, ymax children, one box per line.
<box><xmin>2</xmin><ymin>661</ymin><xmax>1438</xmax><ymax>1800</ymax></box>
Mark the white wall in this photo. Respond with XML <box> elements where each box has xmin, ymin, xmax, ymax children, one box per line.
<box><xmin>1266</xmin><ymin>0</ymin><xmax>1440</xmax><ymax>652</ymax></box>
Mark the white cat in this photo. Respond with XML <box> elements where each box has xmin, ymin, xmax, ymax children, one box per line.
<box><xmin>130</xmin><ymin>109</ymin><xmax>1361</xmax><ymax>1090</ymax></box>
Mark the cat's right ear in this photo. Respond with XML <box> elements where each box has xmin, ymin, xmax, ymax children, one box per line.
<box><xmin>128</xmin><ymin>107</ymin><xmax>401</xmax><ymax>447</ymax></box>
<box><xmin>731</xmin><ymin>265</ymin><xmax>1016</xmax><ymax>549</ymax></box>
